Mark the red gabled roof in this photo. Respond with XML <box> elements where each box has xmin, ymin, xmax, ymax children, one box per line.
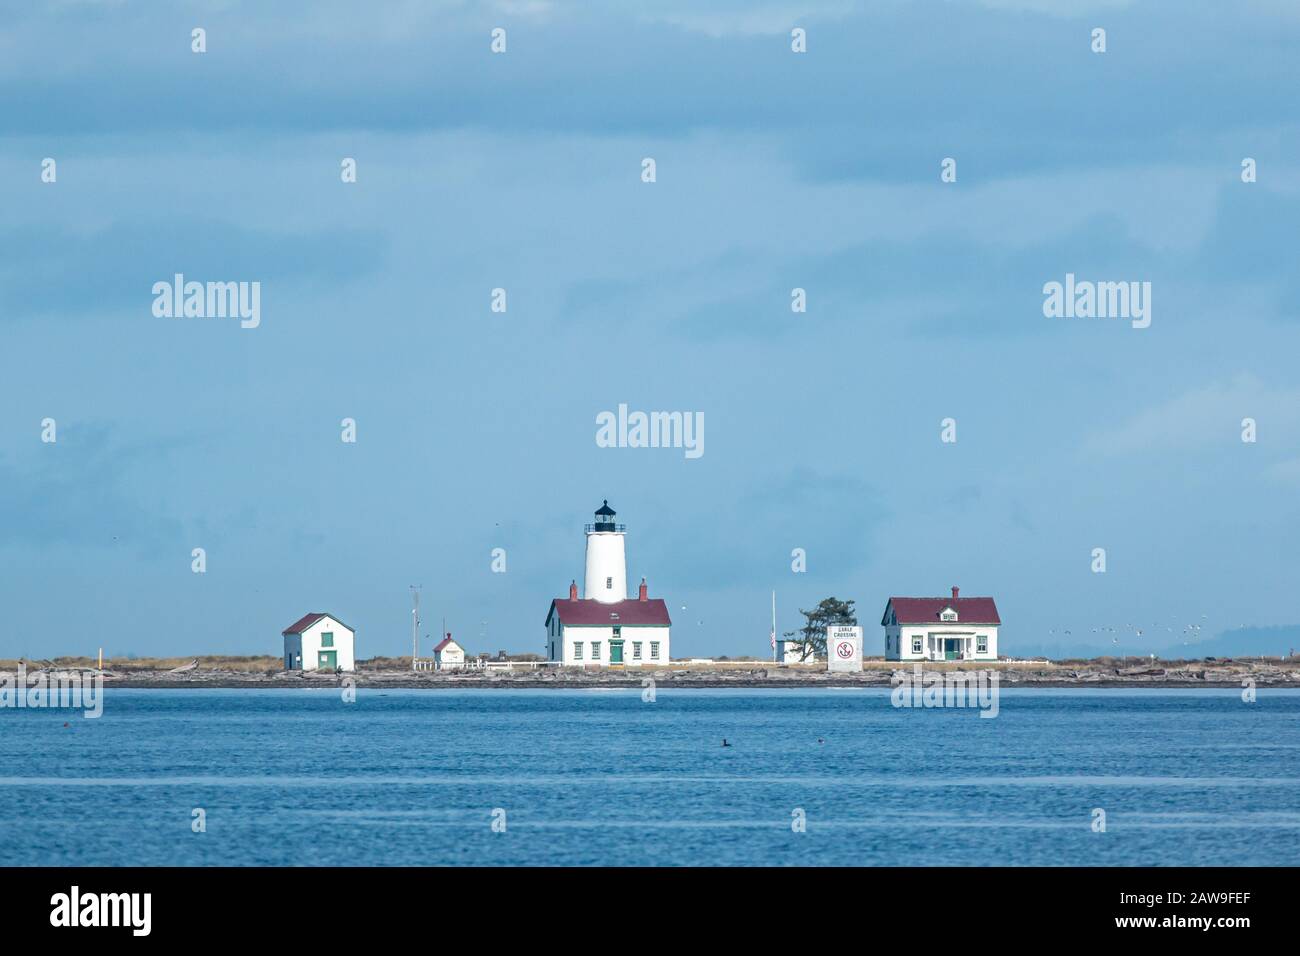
<box><xmin>546</xmin><ymin>598</ymin><xmax>671</xmax><ymax>628</ymax></box>
<box><xmin>433</xmin><ymin>636</ymin><xmax>460</xmax><ymax>653</ymax></box>
<box><xmin>883</xmin><ymin>597</ymin><xmax>1000</xmax><ymax>626</ymax></box>
<box><xmin>282</xmin><ymin>612</ymin><xmax>352</xmax><ymax>635</ymax></box>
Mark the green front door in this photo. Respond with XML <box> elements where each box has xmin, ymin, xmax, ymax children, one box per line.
<box><xmin>610</xmin><ymin>640</ymin><xmax>624</xmax><ymax>664</ymax></box>
<box><xmin>318</xmin><ymin>650</ymin><xmax>337</xmax><ymax>670</ymax></box>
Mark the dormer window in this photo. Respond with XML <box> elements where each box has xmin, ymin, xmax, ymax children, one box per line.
<box><xmin>940</xmin><ymin>607</ymin><xmax>958</xmax><ymax>622</ymax></box>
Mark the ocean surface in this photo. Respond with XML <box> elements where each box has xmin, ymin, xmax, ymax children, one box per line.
<box><xmin>3</xmin><ymin>687</ymin><xmax>1299</xmax><ymax>866</ymax></box>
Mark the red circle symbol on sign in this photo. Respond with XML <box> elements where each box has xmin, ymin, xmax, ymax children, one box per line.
<box><xmin>836</xmin><ymin>641</ymin><xmax>854</xmax><ymax>659</ymax></box>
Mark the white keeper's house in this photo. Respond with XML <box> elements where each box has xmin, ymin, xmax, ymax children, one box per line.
<box><xmin>282</xmin><ymin>612</ymin><xmax>356</xmax><ymax>672</ymax></box>
<box><xmin>882</xmin><ymin>587</ymin><xmax>1000</xmax><ymax>662</ymax></box>
<box><xmin>544</xmin><ymin>500</ymin><xmax>672</xmax><ymax>666</ymax></box>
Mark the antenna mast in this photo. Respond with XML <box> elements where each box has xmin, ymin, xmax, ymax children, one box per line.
<box><xmin>411</xmin><ymin>585</ymin><xmax>421</xmax><ymax>670</ymax></box>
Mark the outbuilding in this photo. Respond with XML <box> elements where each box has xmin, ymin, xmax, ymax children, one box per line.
<box><xmin>433</xmin><ymin>633</ymin><xmax>466</xmax><ymax>671</ymax></box>
<box><xmin>282</xmin><ymin>612</ymin><xmax>356</xmax><ymax>672</ymax></box>
<box><xmin>775</xmin><ymin>639</ymin><xmax>817</xmax><ymax>665</ymax></box>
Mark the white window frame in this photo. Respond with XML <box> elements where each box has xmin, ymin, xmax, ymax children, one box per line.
<box><xmin>911</xmin><ymin>636</ymin><xmax>923</xmax><ymax>654</ymax></box>
<box><xmin>977</xmin><ymin>635</ymin><xmax>988</xmax><ymax>654</ymax></box>
<box><xmin>573</xmin><ymin>641</ymin><xmax>583</xmax><ymax>661</ymax></box>
<box><xmin>650</xmin><ymin>641</ymin><xmax>660</xmax><ymax>660</ymax></box>
<box><xmin>592</xmin><ymin>641</ymin><xmax>601</xmax><ymax>660</ymax></box>
<box><xmin>633</xmin><ymin>642</ymin><xmax>642</xmax><ymax>660</ymax></box>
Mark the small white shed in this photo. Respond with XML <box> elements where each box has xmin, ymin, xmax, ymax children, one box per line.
<box><xmin>283</xmin><ymin>612</ymin><xmax>356</xmax><ymax>672</ymax></box>
<box><xmin>433</xmin><ymin>634</ymin><xmax>465</xmax><ymax>671</ymax></box>
<box><xmin>776</xmin><ymin>640</ymin><xmax>818</xmax><ymax>665</ymax></box>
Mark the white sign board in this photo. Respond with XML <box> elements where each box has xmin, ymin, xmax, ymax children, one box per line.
<box><xmin>826</xmin><ymin>625</ymin><xmax>862</xmax><ymax>673</ymax></box>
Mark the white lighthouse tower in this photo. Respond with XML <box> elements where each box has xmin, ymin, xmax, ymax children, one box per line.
<box><xmin>584</xmin><ymin>500</ymin><xmax>627</xmax><ymax>603</ymax></box>
<box><xmin>545</xmin><ymin>499</ymin><xmax>672</xmax><ymax>666</ymax></box>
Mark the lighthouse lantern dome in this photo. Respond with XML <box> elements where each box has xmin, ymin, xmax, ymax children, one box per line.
<box><xmin>592</xmin><ymin>500</ymin><xmax>618</xmax><ymax>532</ymax></box>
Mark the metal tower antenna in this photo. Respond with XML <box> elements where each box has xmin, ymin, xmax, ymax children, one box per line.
<box><xmin>411</xmin><ymin>585</ymin><xmax>422</xmax><ymax>669</ymax></box>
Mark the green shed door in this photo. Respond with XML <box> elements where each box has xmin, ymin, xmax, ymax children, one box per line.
<box><xmin>610</xmin><ymin>640</ymin><xmax>624</xmax><ymax>664</ymax></box>
<box><xmin>318</xmin><ymin>650</ymin><xmax>337</xmax><ymax>670</ymax></box>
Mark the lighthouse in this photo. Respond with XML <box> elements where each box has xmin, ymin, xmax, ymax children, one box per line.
<box><xmin>544</xmin><ymin>500</ymin><xmax>672</xmax><ymax>666</ymax></box>
<box><xmin>584</xmin><ymin>500</ymin><xmax>627</xmax><ymax>603</ymax></box>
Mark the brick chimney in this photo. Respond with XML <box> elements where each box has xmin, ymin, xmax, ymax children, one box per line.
<box><xmin>952</xmin><ymin>586</ymin><xmax>959</xmax><ymax>600</ymax></box>
<box><xmin>569</xmin><ymin>580</ymin><xmax>578</xmax><ymax>601</ymax></box>
<box><xmin>638</xmin><ymin>577</ymin><xmax>648</xmax><ymax>602</ymax></box>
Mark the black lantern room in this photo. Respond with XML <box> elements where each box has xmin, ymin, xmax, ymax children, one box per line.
<box><xmin>593</xmin><ymin>500</ymin><xmax>617</xmax><ymax>532</ymax></box>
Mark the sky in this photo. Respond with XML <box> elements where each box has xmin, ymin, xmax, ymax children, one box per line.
<box><xmin>2</xmin><ymin>0</ymin><xmax>1299</xmax><ymax>661</ymax></box>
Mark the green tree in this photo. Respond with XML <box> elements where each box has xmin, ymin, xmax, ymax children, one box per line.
<box><xmin>784</xmin><ymin>597</ymin><xmax>857</xmax><ymax>662</ymax></box>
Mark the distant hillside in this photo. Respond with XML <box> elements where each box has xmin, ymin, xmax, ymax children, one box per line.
<box><xmin>1163</xmin><ymin>626</ymin><xmax>1300</xmax><ymax>660</ymax></box>
<box><xmin>1005</xmin><ymin>625</ymin><xmax>1300</xmax><ymax>662</ymax></box>
<box><xmin>1002</xmin><ymin>638</ymin><xmax>1106</xmax><ymax>660</ymax></box>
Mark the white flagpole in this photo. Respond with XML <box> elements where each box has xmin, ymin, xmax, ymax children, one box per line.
<box><xmin>771</xmin><ymin>590</ymin><xmax>777</xmax><ymax>663</ymax></box>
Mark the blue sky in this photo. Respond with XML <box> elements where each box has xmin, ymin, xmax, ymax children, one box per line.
<box><xmin>2</xmin><ymin>0</ymin><xmax>1299</xmax><ymax>661</ymax></box>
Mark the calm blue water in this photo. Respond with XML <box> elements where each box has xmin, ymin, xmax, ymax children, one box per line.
<box><xmin>3</xmin><ymin>688</ymin><xmax>1299</xmax><ymax>866</ymax></box>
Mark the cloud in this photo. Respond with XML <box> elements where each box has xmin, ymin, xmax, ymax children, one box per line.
<box><xmin>0</xmin><ymin>219</ymin><xmax>383</xmax><ymax>321</ymax></box>
<box><xmin>968</xmin><ymin>0</ymin><xmax>1134</xmax><ymax>14</ymax></box>
<box><xmin>643</xmin><ymin>469</ymin><xmax>888</xmax><ymax>588</ymax></box>
<box><xmin>658</xmin><ymin>210</ymin><xmax>1170</xmax><ymax>341</ymax></box>
<box><xmin>1194</xmin><ymin>184</ymin><xmax>1300</xmax><ymax>320</ymax></box>
<box><xmin>0</xmin><ymin>423</ymin><xmax>182</xmax><ymax>551</ymax></box>
<box><xmin>635</xmin><ymin>1</ymin><xmax>856</xmax><ymax>37</ymax></box>
<box><xmin>1</xmin><ymin>0</ymin><xmax>1296</xmax><ymax>177</ymax></box>
<box><xmin>1263</xmin><ymin>457</ymin><xmax>1300</xmax><ymax>486</ymax></box>
<box><xmin>1082</xmin><ymin>374</ymin><xmax>1300</xmax><ymax>456</ymax></box>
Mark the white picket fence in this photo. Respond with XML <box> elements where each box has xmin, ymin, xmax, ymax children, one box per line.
<box><xmin>412</xmin><ymin>659</ymin><xmax>560</xmax><ymax>673</ymax></box>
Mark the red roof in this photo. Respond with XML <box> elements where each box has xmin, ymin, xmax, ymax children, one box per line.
<box><xmin>546</xmin><ymin>598</ymin><xmax>671</xmax><ymax>628</ymax></box>
<box><xmin>282</xmin><ymin>612</ymin><xmax>352</xmax><ymax>635</ymax></box>
<box><xmin>883</xmin><ymin>597</ymin><xmax>1000</xmax><ymax>626</ymax></box>
<box><xmin>433</xmin><ymin>636</ymin><xmax>460</xmax><ymax>653</ymax></box>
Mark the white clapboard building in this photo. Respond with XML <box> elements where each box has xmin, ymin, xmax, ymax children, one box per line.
<box><xmin>775</xmin><ymin>639</ymin><xmax>817</xmax><ymax>665</ymax></box>
<box><xmin>433</xmin><ymin>633</ymin><xmax>466</xmax><ymax>671</ymax></box>
<box><xmin>881</xmin><ymin>587</ymin><xmax>999</xmax><ymax>662</ymax></box>
<box><xmin>544</xmin><ymin>500</ymin><xmax>672</xmax><ymax>666</ymax></box>
<box><xmin>282</xmin><ymin>612</ymin><xmax>356</xmax><ymax>672</ymax></box>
